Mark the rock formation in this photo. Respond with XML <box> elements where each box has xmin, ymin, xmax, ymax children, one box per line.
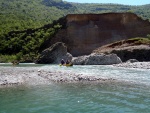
<box><xmin>36</xmin><ymin>42</ymin><xmax>72</xmax><ymax>64</ymax></box>
<box><xmin>111</xmin><ymin>45</ymin><xmax>150</xmax><ymax>62</ymax></box>
<box><xmin>72</xmin><ymin>53</ymin><xmax>122</xmax><ymax>65</ymax></box>
<box><xmin>50</xmin><ymin>13</ymin><xmax>150</xmax><ymax>56</ymax></box>
<box><xmin>94</xmin><ymin>43</ymin><xmax>150</xmax><ymax>62</ymax></box>
<box><xmin>126</xmin><ymin>59</ymin><xmax>139</xmax><ymax>63</ymax></box>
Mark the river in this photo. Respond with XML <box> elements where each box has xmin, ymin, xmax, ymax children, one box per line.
<box><xmin>0</xmin><ymin>64</ymin><xmax>150</xmax><ymax>113</ymax></box>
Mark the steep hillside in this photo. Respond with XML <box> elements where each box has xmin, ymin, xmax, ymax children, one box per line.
<box><xmin>0</xmin><ymin>0</ymin><xmax>78</xmax><ymax>35</ymax></box>
<box><xmin>48</xmin><ymin>13</ymin><xmax>150</xmax><ymax>56</ymax></box>
<box><xmin>1</xmin><ymin>12</ymin><xmax>150</xmax><ymax>62</ymax></box>
<box><xmin>0</xmin><ymin>0</ymin><xmax>150</xmax><ymax>36</ymax></box>
<box><xmin>0</xmin><ymin>17</ymin><xmax>66</xmax><ymax>62</ymax></box>
<box><xmin>1</xmin><ymin>0</ymin><xmax>150</xmax><ymax>62</ymax></box>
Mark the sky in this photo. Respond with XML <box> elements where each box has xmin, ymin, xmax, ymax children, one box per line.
<box><xmin>63</xmin><ymin>0</ymin><xmax>150</xmax><ymax>5</ymax></box>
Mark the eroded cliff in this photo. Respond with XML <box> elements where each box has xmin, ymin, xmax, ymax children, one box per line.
<box><xmin>50</xmin><ymin>13</ymin><xmax>150</xmax><ymax>56</ymax></box>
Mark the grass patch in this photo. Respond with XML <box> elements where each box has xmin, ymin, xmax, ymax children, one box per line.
<box><xmin>127</xmin><ymin>37</ymin><xmax>150</xmax><ymax>44</ymax></box>
<box><xmin>106</xmin><ymin>37</ymin><xmax>150</xmax><ymax>48</ymax></box>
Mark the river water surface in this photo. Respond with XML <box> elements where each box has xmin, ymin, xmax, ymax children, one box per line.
<box><xmin>0</xmin><ymin>64</ymin><xmax>150</xmax><ymax>113</ymax></box>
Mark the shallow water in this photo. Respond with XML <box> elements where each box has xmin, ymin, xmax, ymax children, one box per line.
<box><xmin>0</xmin><ymin>64</ymin><xmax>150</xmax><ymax>113</ymax></box>
<box><xmin>42</xmin><ymin>65</ymin><xmax>150</xmax><ymax>86</ymax></box>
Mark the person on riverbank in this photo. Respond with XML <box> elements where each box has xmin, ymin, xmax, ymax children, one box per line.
<box><xmin>66</xmin><ymin>60</ymin><xmax>70</xmax><ymax>65</ymax></box>
<box><xmin>61</xmin><ymin>59</ymin><xmax>65</xmax><ymax>65</ymax></box>
<box><xmin>66</xmin><ymin>59</ymin><xmax>73</xmax><ymax>66</ymax></box>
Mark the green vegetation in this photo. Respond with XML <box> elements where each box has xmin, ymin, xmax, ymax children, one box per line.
<box><xmin>0</xmin><ymin>18</ymin><xmax>64</xmax><ymax>62</ymax></box>
<box><xmin>0</xmin><ymin>0</ymin><xmax>150</xmax><ymax>62</ymax></box>
<box><xmin>127</xmin><ymin>37</ymin><xmax>150</xmax><ymax>45</ymax></box>
<box><xmin>0</xmin><ymin>55</ymin><xmax>17</xmax><ymax>63</ymax></box>
<box><xmin>0</xmin><ymin>0</ymin><xmax>77</xmax><ymax>35</ymax></box>
<box><xmin>0</xmin><ymin>0</ymin><xmax>150</xmax><ymax>36</ymax></box>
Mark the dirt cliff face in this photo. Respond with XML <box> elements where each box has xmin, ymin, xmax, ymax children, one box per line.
<box><xmin>52</xmin><ymin>13</ymin><xmax>150</xmax><ymax>56</ymax></box>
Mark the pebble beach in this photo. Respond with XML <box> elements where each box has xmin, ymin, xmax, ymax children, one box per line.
<box><xmin>0</xmin><ymin>62</ymin><xmax>150</xmax><ymax>87</ymax></box>
<box><xmin>0</xmin><ymin>66</ymin><xmax>114</xmax><ymax>87</ymax></box>
<box><xmin>114</xmin><ymin>62</ymin><xmax>150</xmax><ymax>69</ymax></box>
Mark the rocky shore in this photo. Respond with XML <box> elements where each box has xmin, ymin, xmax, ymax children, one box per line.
<box><xmin>113</xmin><ymin>62</ymin><xmax>150</xmax><ymax>69</ymax></box>
<box><xmin>0</xmin><ymin>66</ymin><xmax>115</xmax><ymax>87</ymax></box>
<box><xmin>1</xmin><ymin>62</ymin><xmax>150</xmax><ymax>87</ymax></box>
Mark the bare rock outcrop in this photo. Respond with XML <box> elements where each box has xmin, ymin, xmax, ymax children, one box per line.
<box><xmin>94</xmin><ymin>44</ymin><xmax>150</xmax><ymax>62</ymax></box>
<box><xmin>126</xmin><ymin>59</ymin><xmax>139</xmax><ymax>63</ymax></box>
<box><xmin>49</xmin><ymin>13</ymin><xmax>150</xmax><ymax>56</ymax></box>
<box><xmin>36</xmin><ymin>42</ymin><xmax>72</xmax><ymax>64</ymax></box>
<box><xmin>72</xmin><ymin>53</ymin><xmax>122</xmax><ymax>65</ymax></box>
<box><xmin>111</xmin><ymin>45</ymin><xmax>150</xmax><ymax>62</ymax></box>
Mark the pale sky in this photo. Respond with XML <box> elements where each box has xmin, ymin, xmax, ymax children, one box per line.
<box><xmin>64</xmin><ymin>0</ymin><xmax>150</xmax><ymax>5</ymax></box>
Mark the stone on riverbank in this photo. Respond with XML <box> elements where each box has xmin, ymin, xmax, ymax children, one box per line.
<box><xmin>126</xmin><ymin>59</ymin><xmax>139</xmax><ymax>63</ymax></box>
<box><xmin>36</xmin><ymin>42</ymin><xmax>72</xmax><ymax>64</ymax></box>
<box><xmin>72</xmin><ymin>53</ymin><xmax>122</xmax><ymax>65</ymax></box>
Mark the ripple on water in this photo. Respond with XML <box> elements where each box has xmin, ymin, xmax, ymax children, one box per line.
<box><xmin>0</xmin><ymin>81</ymin><xmax>150</xmax><ymax>113</ymax></box>
<box><xmin>0</xmin><ymin>64</ymin><xmax>150</xmax><ymax>113</ymax></box>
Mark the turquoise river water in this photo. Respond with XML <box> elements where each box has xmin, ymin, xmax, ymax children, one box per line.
<box><xmin>0</xmin><ymin>64</ymin><xmax>150</xmax><ymax>113</ymax></box>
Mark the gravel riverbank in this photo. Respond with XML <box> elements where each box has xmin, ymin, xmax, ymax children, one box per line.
<box><xmin>1</xmin><ymin>62</ymin><xmax>150</xmax><ymax>87</ymax></box>
<box><xmin>113</xmin><ymin>62</ymin><xmax>150</xmax><ymax>69</ymax></box>
<box><xmin>0</xmin><ymin>67</ymin><xmax>114</xmax><ymax>87</ymax></box>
